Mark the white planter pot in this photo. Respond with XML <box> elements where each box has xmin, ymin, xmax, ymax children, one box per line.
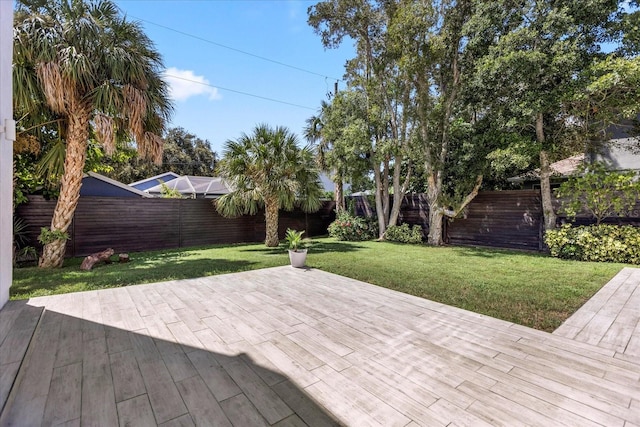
<box><xmin>288</xmin><ymin>249</ymin><xmax>307</xmax><ymax>268</ymax></box>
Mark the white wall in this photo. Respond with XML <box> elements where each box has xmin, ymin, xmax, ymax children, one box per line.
<box><xmin>0</xmin><ymin>1</ymin><xmax>15</xmax><ymax>309</ymax></box>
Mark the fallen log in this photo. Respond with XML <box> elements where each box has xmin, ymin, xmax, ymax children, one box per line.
<box><xmin>80</xmin><ymin>248</ymin><xmax>114</xmax><ymax>271</ymax></box>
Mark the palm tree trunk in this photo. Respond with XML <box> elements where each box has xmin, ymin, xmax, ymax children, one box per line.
<box><xmin>39</xmin><ymin>112</ymin><xmax>89</xmax><ymax>268</ymax></box>
<box><xmin>264</xmin><ymin>197</ymin><xmax>280</xmax><ymax>247</ymax></box>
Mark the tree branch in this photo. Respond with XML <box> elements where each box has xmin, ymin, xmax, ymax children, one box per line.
<box><xmin>443</xmin><ymin>175</ymin><xmax>483</xmax><ymax>218</ymax></box>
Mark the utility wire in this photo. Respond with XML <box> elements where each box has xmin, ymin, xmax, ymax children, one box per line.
<box><xmin>165</xmin><ymin>73</ymin><xmax>316</xmax><ymax>110</ymax></box>
<box><xmin>127</xmin><ymin>13</ymin><xmax>342</xmax><ymax>82</ymax></box>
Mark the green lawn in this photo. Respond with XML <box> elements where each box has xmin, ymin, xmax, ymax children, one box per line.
<box><xmin>12</xmin><ymin>238</ymin><xmax>625</xmax><ymax>332</ymax></box>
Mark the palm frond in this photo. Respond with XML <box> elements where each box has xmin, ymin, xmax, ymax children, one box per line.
<box><xmin>36</xmin><ymin>139</ymin><xmax>66</xmax><ymax>185</ymax></box>
<box><xmin>217</xmin><ymin>124</ymin><xmax>323</xmax><ymax>218</ymax></box>
<box><xmin>123</xmin><ymin>84</ymin><xmax>147</xmax><ymax>143</ymax></box>
<box><xmin>36</xmin><ymin>61</ymin><xmax>66</xmax><ymax>113</ymax></box>
<box><xmin>93</xmin><ymin>113</ymin><xmax>115</xmax><ymax>155</ymax></box>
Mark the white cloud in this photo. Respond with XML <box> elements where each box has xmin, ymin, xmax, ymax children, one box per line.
<box><xmin>163</xmin><ymin>67</ymin><xmax>221</xmax><ymax>102</ymax></box>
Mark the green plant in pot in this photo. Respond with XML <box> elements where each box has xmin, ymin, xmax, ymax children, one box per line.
<box><xmin>285</xmin><ymin>228</ymin><xmax>307</xmax><ymax>268</ymax></box>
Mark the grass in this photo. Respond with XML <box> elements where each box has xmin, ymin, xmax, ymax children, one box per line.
<box><xmin>12</xmin><ymin>238</ymin><xmax>625</xmax><ymax>332</ymax></box>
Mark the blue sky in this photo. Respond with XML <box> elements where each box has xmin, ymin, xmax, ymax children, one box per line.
<box><xmin>113</xmin><ymin>0</ymin><xmax>355</xmax><ymax>155</ymax></box>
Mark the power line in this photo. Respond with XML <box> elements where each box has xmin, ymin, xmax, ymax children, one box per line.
<box><xmin>126</xmin><ymin>13</ymin><xmax>342</xmax><ymax>82</ymax></box>
<box><xmin>165</xmin><ymin>73</ymin><xmax>316</xmax><ymax>110</ymax></box>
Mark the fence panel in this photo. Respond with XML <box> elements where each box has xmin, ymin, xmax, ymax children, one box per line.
<box><xmin>75</xmin><ymin>197</ymin><xmax>182</xmax><ymax>256</ymax></box>
<box><xmin>394</xmin><ymin>191</ymin><xmax>542</xmax><ymax>250</ymax></box>
<box><xmin>16</xmin><ymin>196</ymin><xmax>336</xmax><ymax>257</ymax></box>
<box><xmin>179</xmin><ymin>200</ymin><xmax>254</xmax><ymax>247</ymax></box>
<box><xmin>445</xmin><ymin>190</ymin><xmax>542</xmax><ymax>250</ymax></box>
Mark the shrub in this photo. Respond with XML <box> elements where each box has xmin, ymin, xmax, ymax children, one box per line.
<box><xmin>556</xmin><ymin>162</ymin><xmax>640</xmax><ymax>225</ymax></box>
<box><xmin>327</xmin><ymin>211</ymin><xmax>378</xmax><ymax>241</ymax></box>
<box><xmin>38</xmin><ymin>227</ymin><xmax>70</xmax><ymax>245</ymax></box>
<box><xmin>384</xmin><ymin>223</ymin><xmax>423</xmax><ymax>244</ymax></box>
<box><xmin>545</xmin><ymin>224</ymin><xmax>640</xmax><ymax>264</ymax></box>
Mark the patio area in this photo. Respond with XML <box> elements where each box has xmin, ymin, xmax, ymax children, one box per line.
<box><xmin>1</xmin><ymin>266</ymin><xmax>639</xmax><ymax>426</ymax></box>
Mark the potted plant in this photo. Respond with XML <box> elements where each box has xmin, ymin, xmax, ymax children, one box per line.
<box><xmin>285</xmin><ymin>228</ymin><xmax>307</xmax><ymax>268</ymax></box>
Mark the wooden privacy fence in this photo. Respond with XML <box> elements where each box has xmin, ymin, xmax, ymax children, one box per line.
<box><xmin>393</xmin><ymin>190</ymin><xmax>639</xmax><ymax>251</ymax></box>
<box><xmin>16</xmin><ymin>196</ymin><xmax>336</xmax><ymax>257</ymax></box>
<box><xmin>399</xmin><ymin>190</ymin><xmax>543</xmax><ymax>250</ymax></box>
<box><xmin>18</xmin><ymin>192</ymin><xmax>640</xmax><ymax>255</ymax></box>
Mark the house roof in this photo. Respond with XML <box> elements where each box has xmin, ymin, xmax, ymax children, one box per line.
<box><xmin>82</xmin><ymin>172</ymin><xmax>152</xmax><ymax>197</ymax></box>
<box><xmin>144</xmin><ymin>175</ymin><xmax>231</xmax><ymax>198</ymax></box>
<box><xmin>129</xmin><ymin>172</ymin><xmax>181</xmax><ymax>190</ymax></box>
<box><xmin>508</xmin><ymin>154</ymin><xmax>586</xmax><ymax>183</ymax></box>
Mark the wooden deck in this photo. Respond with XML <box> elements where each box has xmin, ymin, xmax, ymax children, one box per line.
<box><xmin>554</xmin><ymin>267</ymin><xmax>640</xmax><ymax>358</ymax></box>
<box><xmin>1</xmin><ymin>266</ymin><xmax>639</xmax><ymax>426</ymax></box>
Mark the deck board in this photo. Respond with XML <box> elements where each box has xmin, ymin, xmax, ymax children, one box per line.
<box><xmin>1</xmin><ymin>266</ymin><xmax>639</xmax><ymax>426</ymax></box>
<box><xmin>554</xmin><ymin>267</ymin><xmax>640</xmax><ymax>357</ymax></box>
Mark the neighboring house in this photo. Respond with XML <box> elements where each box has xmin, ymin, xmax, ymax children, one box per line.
<box><xmin>510</xmin><ymin>137</ymin><xmax>640</xmax><ymax>189</ymax></box>
<box><xmin>508</xmin><ymin>154</ymin><xmax>587</xmax><ymax>189</ymax></box>
<box><xmin>80</xmin><ymin>172</ymin><xmax>151</xmax><ymax>198</ymax></box>
<box><xmin>129</xmin><ymin>171</ymin><xmax>181</xmax><ymax>191</ymax></box>
<box><xmin>143</xmin><ymin>175</ymin><xmax>230</xmax><ymax>199</ymax></box>
<box><xmin>590</xmin><ymin>134</ymin><xmax>640</xmax><ymax>171</ymax></box>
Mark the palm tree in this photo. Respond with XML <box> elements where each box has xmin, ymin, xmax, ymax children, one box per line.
<box><xmin>216</xmin><ymin>124</ymin><xmax>323</xmax><ymax>247</ymax></box>
<box><xmin>13</xmin><ymin>0</ymin><xmax>172</xmax><ymax>267</ymax></box>
<box><xmin>303</xmin><ymin>99</ymin><xmax>348</xmax><ymax>212</ymax></box>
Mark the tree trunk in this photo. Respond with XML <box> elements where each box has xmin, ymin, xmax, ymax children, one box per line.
<box><xmin>39</xmin><ymin>112</ymin><xmax>89</xmax><ymax>268</ymax></box>
<box><xmin>334</xmin><ymin>178</ymin><xmax>344</xmax><ymax>213</ymax></box>
<box><xmin>428</xmin><ymin>206</ymin><xmax>444</xmax><ymax>245</ymax></box>
<box><xmin>536</xmin><ymin>113</ymin><xmax>556</xmax><ymax>231</ymax></box>
<box><xmin>388</xmin><ymin>158</ymin><xmax>412</xmax><ymax>229</ymax></box>
<box><xmin>373</xmin><ymin>163</ymin><xmax>386</xmax><ymax>238</ymax></box>
<box><xmin>264</xmin><ymin>198</ymin><xmax>280</xmax><ymax>247</ymax></box>
<box><xmin>539</xmin><ymin>150</ymin><xmax>556</xmax><ymax>230</ymax></box>
<box><xmin>425</xmin><ymin>169</ymin><xmax>445</xmax><ymax>245</ymax></box>
<box><xmin>80</xmin><ymin>248</ymin><xmax>114</xmax><ymax>271</ymax></box>
<box><xmin>381</xmin><ymin>158</ymin><xmax>390</xmax><ymax>228</ymax></box>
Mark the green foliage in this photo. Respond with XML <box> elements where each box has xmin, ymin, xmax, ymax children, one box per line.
<box><xmin>572</xmin><ymin>56</ymin><xmax>640</xmax><ymax>141</ymax></box>
<box><xmin>159</xmin><ymin>182</ymin><xmax>184</xmax><ymax>199</ymax></box>
<box><xmin>384</xmin><ymin>224</ymin><xmax>423</xmax><ymax>244</ymax></box>
<box><xmin>14</xmin><ymin>247</ymin><xmax>38</xmax><ymax>267</ymax></box>
<box><xmin>556</xmin><ymin>162</ymin><xmax>640</xmax><ymax>225</ymax></box>
<box><xmin>327</xmin><ymin>211</ymin><xmax>378</xmax><ymax>241</ymax></box>
<box><xmin>13</xmin><ymin>215</ymin><xmax>37</xmax><ymax>267</ymax></box>
<box><xmin>284</xmin><ymin>229</ymin><xmax>305</xmax><ymax>252</ymax></box>
<box><xmin>13</xmin><ymin>217</ymin><xmax>31</xmax><ymax>249</ymax></box>
<box><xmin>104</xmin><ymin>127</ymin><xmax>219</xmax><ymax>184</ymax></box>
<box><xmin>545</xmin><ymin>224</ymin><xmax>640</xmax><ymax>264</ymax></box>
<box><xmin>38</xmin><ymin>227</ymin><xmax>69</xmax><ymax>245</ymax></box>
